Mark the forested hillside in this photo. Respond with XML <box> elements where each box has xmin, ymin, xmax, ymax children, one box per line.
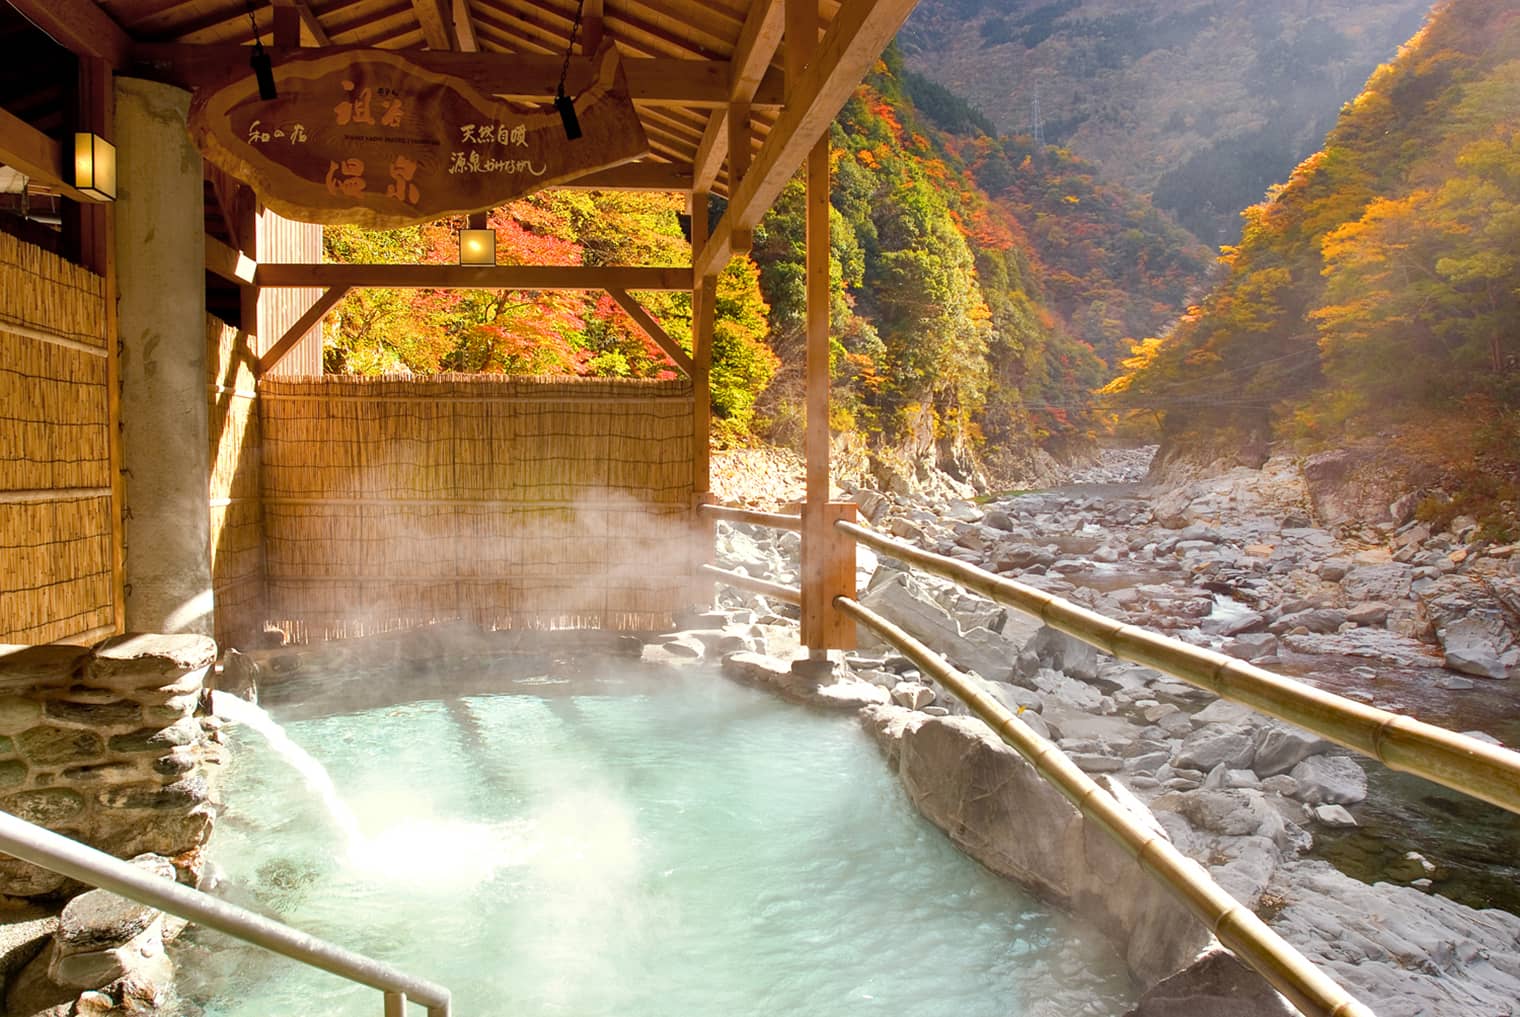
<box><xmin>900</xmin><ymin>0</ymin><xmax>1432</xmax><ymax>245</ymax></box>
<box><xmin>323</xmin><ymin>45</ymin><xmax>1210</xmax><ymax>478</ymax></box>
<box><xmin>1107</xmin><ymin>0</ymin><xmax>1519</xmax><ymax>532</ymax></box>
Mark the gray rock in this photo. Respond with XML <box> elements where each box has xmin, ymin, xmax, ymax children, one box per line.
<box><xmin>1251</xmin><ymin>724</ymin><xmax>1331</xmax><ymax>777</ymax></box>
<box><xmin>1437</xmin><ymin>616</ymin><xmax>1514</xmax><ymax>680</ymax></box>
<box><xmin>1313</xmin><ymin>804</ymin><xmax>1358</xmax><ymax>827</ymax></box>
<box><xmin>1174</xmin><ymin>724</ymin><xmax>1257</xmax><ymax>772</ymax></box>
<box><xmin>84</xmin><ymin>634</ymin><xmax>218</xmax><ymax>691</ymax></box>
<box><xmin>0</xmin><ymin>645</ymin><xmax>90</xmax><ymax>693</ymax></box>
<box><xmin>722</xmin><ymin>652</ymin><xmax>889</xmax><ymax>711</ymax></box>
<box><xmin>1341</xmin><ymin>564</ymin><xmax>1413</xmax><ymax>602</ymax></box>
<box><xmin>1024</xmin><ymin>625</ymin><xmax>1101</xmax><ymax>681</ymax></box>
<box><xmin>1288</xmin><ymin>755</ymin><xmax>1368</xmax><ymax>805</ymax></box>
<box><xmin>890</xmin><ymin>681</ymin><xmax>936</xmax><ymax>710</ymax></box>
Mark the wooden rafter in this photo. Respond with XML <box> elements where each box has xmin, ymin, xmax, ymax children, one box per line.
<box><xmin>130</xmin><ymin>44</ymin><xmax>785</xmax><ymax>108</ymax></box>
<box><xmin>695</xmin><ymin>0</ymin><xmax>917</xmax><ymax>278</ymax></box>
<box><xmin>6</xmin><ymin>0</ymin><xmax>131</xmax><ymax>66</ymax></box>
<box><xmin>255</xmin><ymin>264</ymin><xmax>694</xmax><ymax>290</ymax></box>
<box><xmin>257</xmin><ymin>286</ymin><xmax>349</xmax><ymax>376</ymax></box>
<box><xmin>607</xmin><ymin>288</ymin><xmax>694</xmax><ymax>376</ymax></box>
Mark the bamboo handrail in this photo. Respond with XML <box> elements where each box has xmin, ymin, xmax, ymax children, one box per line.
<box><xmin>837</xmin><ymin>519</ymin><xmax>1520</xmax><ymax>817</ymax></box>
<box><xmin>838</xmin><ymin>595</ymin><xmax>1374</xmax><ymax>1017</ymax></box>
<box><xmin>699</xmin><ymin>563</ymin><xmax>802</xmax><ymax>604</ymax></box>
<box><xmin>700</xmin><ymin>502</ymin><xmax>804</xmax><ymax>531</ymax></box>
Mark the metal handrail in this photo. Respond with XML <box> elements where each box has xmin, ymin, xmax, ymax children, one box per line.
<box><xmin>837</xmin><ymin>518</ymin><xmax>1520</xmax><ymax>817</ymax></box>
<box><xmin>0</xmin><ymin>811</ymin><xmax>452</xmax><ymax>1017</ymax></box>
<box><xmin>838</xmin><ymin>595</ymin><xmax>1373</xmax><ymax>1017</ymax></box>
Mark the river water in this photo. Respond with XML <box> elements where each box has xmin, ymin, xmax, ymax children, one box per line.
<box><xmin>1024</xmin><ymin>469</ymin><xmax>1520</xmax><ymax>916</ymax></box>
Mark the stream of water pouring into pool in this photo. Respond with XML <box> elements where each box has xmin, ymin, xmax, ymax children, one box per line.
<box><xmin>209</xmin><ymin>691</ymin><xmax>365</xmax><ymax>852</ymax></box>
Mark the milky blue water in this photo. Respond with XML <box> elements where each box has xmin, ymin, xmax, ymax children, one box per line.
<box><xmin>174</xmin><ymin>672</ymin><xmax>1134</xmax><ymax>1016</ymax></box>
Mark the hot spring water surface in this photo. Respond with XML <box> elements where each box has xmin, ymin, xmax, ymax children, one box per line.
<box><xmin>176</xmin><ymin>673</ymin><xmax>1134</xmax><ymax>1016</ymax></box>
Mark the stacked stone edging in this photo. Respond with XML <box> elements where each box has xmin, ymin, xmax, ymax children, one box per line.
<box><xmin>0</xmin><ymin>634</ymin><xmax>223</xmax><ymax>900</ymax></box>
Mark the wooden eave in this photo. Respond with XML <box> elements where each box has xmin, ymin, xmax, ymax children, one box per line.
<box><xmin>5</xmin><ymin>0</ymin><xmax>887</xmax><ymax>211</ymax></box>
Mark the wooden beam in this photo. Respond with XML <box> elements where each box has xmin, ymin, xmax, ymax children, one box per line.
<box><xmin>130</xmin><ymin>45</ymin><xmax>786</xmax><ymax>109</ymax></box>
<box><xmin>0</xmin><ymin>107</ymin><xmax>93</xmax><ymax>203</ymax></box>
<box><xmin>411</xmin><ymin>0</ymin><xmax>458</xmax><ymax>50</ymax></box>
<box><xmin>732</xmin><ymin>0</ymin><xmax>786</xmax><ymax>101</ymax></box>
<box><xmin>206</xmin><ymin>235</ymin><xmax>258</xmax><ymax>285</ymax></box>
<box><xmin>560</xmin><ymin>161</ymin><xmax>693</xmax><ymax>191</ymax></box>
<box><xmin>695</xmin><ymin>0</ymin><xmax>918</xmax><ymax>278</ymax></box>
<box><xmin>452</xmin><ymin>0</ymin><xmax>479</xmax><ymax>52</ymax></box>
<box><xmin>5</xmin><ymin>0</ymin><xmax>130</xmax><ymax>67</ymax></box>
<box><xmin>607</xmin><ymin>288</ymin><xmax>693</xmax><ymax>376</ymax></box>
<box><xmin>272</xmin><ymin>4</ymin><xmax>302</xmax><ymax>47</ymax></box>
<box><xmin>257</xmin><ymin>286</ymin><xmax>348</xmax><ymax>376</ymax></box>
<box><xmin>582</xmin><ymin>0</ymin><xmax>605</xmax><ymax>53</ymax></box>
<box><xmin>255</xmin><ymin>264</ymin><xmax>694</xmax><ymax>290</ymax></box>
<box><xmin>692</xmin><ymin>112</ymin><xmax>729</xmax><ymax>194</ymax></box>
<box><xmin>727</xmin><ymin>102</ymin><xmax>753</xmax><ymax>254</ymax></box>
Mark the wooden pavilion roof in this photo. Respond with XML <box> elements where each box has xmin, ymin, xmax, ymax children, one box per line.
<box><xmin>2</xmin><ymin>0</ymin><xmax>916</xmax><ymax>259</ymax></box>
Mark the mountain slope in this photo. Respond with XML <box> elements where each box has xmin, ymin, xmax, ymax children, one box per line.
<box><xmin>900</xmin><ymin>0</ymin><xmax>1433</xmax><ymax>244</ymax></box>
<box><xmin>1108</xmin><ymin>0</ymin><xmax>1520</xmax><ymax>532</ymax></box>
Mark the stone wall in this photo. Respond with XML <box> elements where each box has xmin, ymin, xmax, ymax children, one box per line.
<box><xmin>0</xmin><ymin>635</ymin><xmax>223</xmax><ymax>900</ymax></box>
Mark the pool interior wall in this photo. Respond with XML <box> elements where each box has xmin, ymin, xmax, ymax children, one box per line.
<box><xmin>174</xmin><ymin>658</ymin><xmax>1136</xmax><ymax>1016</ymax></box>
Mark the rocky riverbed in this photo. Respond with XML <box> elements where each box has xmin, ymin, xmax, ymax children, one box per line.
<box><xmin>706</xmin><ymin>444</ymin><xmax>1520</xmax><ymax>1017</ymax></box>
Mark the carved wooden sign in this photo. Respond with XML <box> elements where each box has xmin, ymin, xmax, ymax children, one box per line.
<box><xmin>187</xmin><ymin>44</ymin><xmax>649</xmax><ymax>228</ymax></box>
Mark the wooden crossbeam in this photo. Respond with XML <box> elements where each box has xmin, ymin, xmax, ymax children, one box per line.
<box><xmin>0</xmin><ymin>106</ymin><xmax>93</xmax><ymax>203</ymax></box>
<box><xmin>255</xmin><ymin>264</ymin><xmax>694</xmax><ymax>291</ymax></box>
<box><xmin>560</xmin><ymin>161</ymin><xmax>693</xmax><ymax>191</ymax></box>
<box><xmin>257</xmin><ymin>286</ymin><xmax>348</xmax><ymax>376</ymax></box>
<box><xmin>411</xmin><ymin>0</ymin><xmax>458</xmax><ymax>50</ymax></box>
<box><xmin>731</xmin><ymin>0</ymin><xmax>786</xmax><ymax>100</ymax></box>
<box><xmin>607</xmin><ymin>288</ymin><xmax>694</xmax><ymax>376</ymax></box>
<box><xmin>452</xmin><ymin>0</ymin><xmax>480</xmax><ymax>52</ymax></box>
<box><xmin>206</xmin><ymin>235</ymin><xmax>258</xmax><ymax>285</ymax></box>
<box><xmin>695</xmin><ymin>0</ymin><xmax>918</xmax><ymax>279</ymax></box>
<box><xmin>693</xmin><ymin>113</ymin><xmax>729</xmax><ymax>193</ymax></box>
<box><xmin>130</xmin><ymin>45</ymin><xmax>786</xmax><ymax>109</ymax></box>
<box><xmin>5</xmin><ymin>0</ymin><xmax>130</xmax><ymax>66</ymax></box>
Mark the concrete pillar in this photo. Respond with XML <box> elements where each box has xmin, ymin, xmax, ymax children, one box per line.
<box><xmin>114</xmin><ymin>79</ymin><xmax>213</xmax><ymax>635</ymax></box>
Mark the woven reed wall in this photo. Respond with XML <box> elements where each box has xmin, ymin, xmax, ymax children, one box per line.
<box><xmin>0</xmin><ymin>232</ymin><xmax>116</xmax><ymax>644</ymax></box>
<box><xmin>208</xmin><ymin>317</ymin><xmax>267</xmax><ymax>647</ymax></box>
<box><xmin>258</xmin><ymin>374</ymin><xmax>697</xmax><ymax>641</ymax></box>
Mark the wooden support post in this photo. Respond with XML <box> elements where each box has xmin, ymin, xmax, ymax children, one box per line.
<box><xmin>582</xmin><ymin>0</ymin><xmax>605</xmax><ymax>53</ymax></box>
<box><xmin>689</xmin><ymin>193</ymin><xmax>714</xmax><ymax>498</ymax></box>
<box><xmin>788</xmin><ymin>0</ymin><xmax>848</xmax><ymax>653</ymax></box>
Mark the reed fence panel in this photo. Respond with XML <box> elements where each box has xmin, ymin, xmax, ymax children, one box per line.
<box><xmin>259</xmin><ymin>374</ymin><xmax>696</xmax><ymax>640</ymax></box>
<box><xmin>0</xmin><ymin>233</ymin><xmax>115</xmax><ymax>644</ymax></box>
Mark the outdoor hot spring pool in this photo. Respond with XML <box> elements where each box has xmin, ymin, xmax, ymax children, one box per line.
<box><xmin>171</xmin><ymin>668</ymin><xmax>1135</xmax><ymax>1016</ymax></box>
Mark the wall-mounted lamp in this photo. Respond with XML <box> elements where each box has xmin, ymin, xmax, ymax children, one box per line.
<box><xmin>459</xmin><ymin>227</ymin><xmax>496</xmax><ymax>266</ymax></box>
<box><xmin>73</xmin><ymin>133</ymin><xmax>116</xmax><ymax>202</ymax></box>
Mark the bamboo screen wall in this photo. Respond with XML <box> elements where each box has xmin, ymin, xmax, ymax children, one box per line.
<box><xmin>257</xmin><ymin>212</ymin><xmax>324</xmax><ymax>377</ymax></box>
<box><xmin>0</xmin><ymin>232</ymin><xmax>117</xmax><ymax>644</ymax></box>
<box><xmin>258</xmin><ymin>374</ymin><xmax>697</xmax><ymax>641</ymax></box>
<box><xmin>207</xmin><ymin>317</ymin><xmax>266</xmax><ymax>647</ymax></box>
